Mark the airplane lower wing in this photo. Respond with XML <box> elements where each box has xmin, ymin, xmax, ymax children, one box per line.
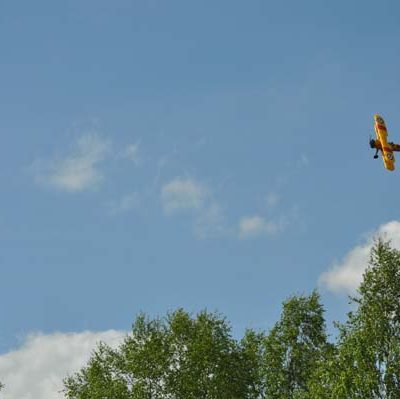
<box><xmin>382</xmin><ymin>148</ymin><xmax>395</xmax><ymax>171</ymax></box>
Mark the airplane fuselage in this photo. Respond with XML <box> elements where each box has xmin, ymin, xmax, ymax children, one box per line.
<box><xmin>371</xmin><ymin>114</ymin><xmax>397</xmax><ymax>171</ymax></box>
<box><xmin>370</xmin><ymin>139</ymin><xmax>400</xmax><ymax>152</ymax></box>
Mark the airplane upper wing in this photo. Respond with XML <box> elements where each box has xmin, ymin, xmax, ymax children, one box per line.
<box><xmin>374</xmin><ymin>114</ymin><xmax>395</xmax><ymax>171</ymax></box>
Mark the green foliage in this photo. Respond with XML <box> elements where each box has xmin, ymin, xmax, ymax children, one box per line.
<box><xmin>239</xmin><ymin>329</ymin><xmax>265</xmax><ymax>398</ymax></box>
<box><xmin>165</xmin><ymin>309</ymin><xmax>247</xmax><ymax>399</ymax></box>
<box><xmin>63</xmin><ymin>240</ymin><xmax>400</xmax><ymax>399</ymax></box>
<box><xmin>64</xmin><ymin>309</ymin><xmax>257</xmax><ymax>399</ymax></box>
<box><xmin>262</xmin><ymin>291</ymin><xmax>331</xmax><ymax>399</ymax></box>
<box><xmin>309</xmin><ymin>239</ymin><xmax>400</xmax><ymax>398</ymax></box>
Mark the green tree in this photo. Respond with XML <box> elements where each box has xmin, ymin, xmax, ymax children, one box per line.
<box><xmin>310</xmin><ymin>240</ymin><xmax>400</xmax><ymax>398</ymax></box>
<box><xmin>64</xmin><ymin>314</ymin><xmax>170</xmax><ymax>399</ymax></box>
<box><xmin>64</xmin><ymin>309</ymin><xmax>256</xmax><ymax>399</ymax></box>
<box><xmin>239</xmin><ymin>328</ymin><xmax>266</xmax><ymax>398</ymax></box>
<box><xmin>166</xmin><ymin>309</ymin><xmax>251</xmax><ymax>399</ymax></box>
<box><xmin>262</xmin><ymin>291</ymin><xmax>330</xmax><ymax>399</ymax></box>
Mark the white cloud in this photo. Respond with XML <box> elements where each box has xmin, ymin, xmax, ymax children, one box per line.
<box><xmin>319</xmin><ymin>221</ymin><xmax>400</xmax><ymax>294</ymax></box>
<box><xmin>238</xmin><ymin>215</ymin><xmax>287</xmax><ymax>239</ymax></box>
<box><xmin>119</xmin><ymin>143</ymin><xmax>140</xmax><ymax>164</ymax></box>
<box><xmin>160</xmin><ymin>179</ymin><xmax>292</xmax><ymax>241</ymax></box>
<box><xmin>161</xmin><ymin>177</ymin><xmax>208</xmax><ymax>214</ymax></box>
<box><xmin>108</xmin><ymin>192</ymin><xmax>140</xmax><ymax>214</ymax></box>
<box><xmin>239</xmin><ymin>216</ymin><xmax>266</xmax><ymax>238</ymax></box>
<box><xmin>160</xmin><ymin>177</ymin><xmax>230</xmax><ymax>238</ymax></box>
<box><xmin>32</xmin><ymin>134</ymin><xmax>110</xmax><ymax>192</ymax></box>
<box><xmin>0</xmin><ymin>330</ymin><xmax>125</xmax><ymax>399</ymax></box>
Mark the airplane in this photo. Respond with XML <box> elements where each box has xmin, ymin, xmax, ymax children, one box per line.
<box><xmin>369</xmin><ymin>114</ymin><xmax>400</xmax><ymax>171</ymax></box>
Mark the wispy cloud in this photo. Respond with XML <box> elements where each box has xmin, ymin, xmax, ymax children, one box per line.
<box><xmin>238</xmin><ymin>215</ymin><xmax>287</xmax><ymax>239</ymax></box>
<box><xmin>266</xmin><ymin>192</ymin><xmax>280</xmax><ymax>208</ymax></box>
<box><xmin>194</xmin><ymin>202</ymin><xmax>227</xmax><ymax>239</ymax></box>
<box><xmin>118</xmin><ymin>143</ymin><xmax>141</xmax><ymax>165</ymax></box>
<box><xmin>319</xmin><ymin>221</ymin><xmax>400</xmax><ymax>294</ymax></box>
<box><xmin>161</xmin><ymin>177</ymin><xmax>208</xmax><ymax>215</ymax></box>
<box><xmin>161</xmin><ymin>177</ymin><xmax>229</xmax><ymax>238</ymax></box>
<box><xmin>0</xmin><ymin>330</ymin><xmax>125</xmax><ymax>399</ymax></box>
<box><xmin>31</xmin><ymin>134</ymin><xmax>110</xmax><ymax>192</ymax></box>
<box><xmin>108</xmin><ymin>192</ymin><xmax>140</xmax><ymax>214</ymax></box>
<box><xmin>161</xmin><ymin>178</ymin><xmax>293</xmax><ymax>240</ymax></box>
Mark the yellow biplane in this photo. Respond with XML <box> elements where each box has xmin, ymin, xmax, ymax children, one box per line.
<box><xmin>369</xmin><ymin>115</ymin><xmax>400</xmax><ymax>171</ymax></box>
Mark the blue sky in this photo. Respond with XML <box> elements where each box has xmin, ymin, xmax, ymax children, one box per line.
<box><xmin>1</xmin><ymin>1</ymin><xmax>400</xmax><ymax>382</ymax></box>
